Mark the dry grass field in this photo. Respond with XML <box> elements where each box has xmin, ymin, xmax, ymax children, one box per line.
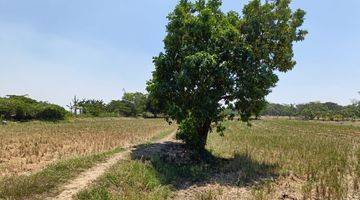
<box><xmin>2</xmin><ymin>118</ymin><xmax>360</xmax><ymax>199</ymax></box>
<box><xmin>206</xmin><ymin>119</ymin><xmax>360</xmax><ymax>199</ymax></box>
<box><xmin>0</xmin><ymin>117</ymin><xmax>176</xmax><ymax>177</ymax></box>
<box><xmin>77</xmin><ymin>119</ymin><xmax>360</xmax><ymax>200</ymax></box>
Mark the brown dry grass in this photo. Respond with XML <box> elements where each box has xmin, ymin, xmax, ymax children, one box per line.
<box><xmin>75</xmin><ymin>119</ymin><xmax>360</xmax><ymax>200</ymax></box>
<box><xmin>0</xmin><ymin>117</ymin><xmax>175</xmax><ymax>177</ymax></box>
<box><xmin>207</xmin><ymin>119</ymin><xmax>360</xmax><ymax>199</ymax></box>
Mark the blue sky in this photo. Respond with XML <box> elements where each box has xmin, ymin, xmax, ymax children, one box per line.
<box><xmin>0</xmin><ymin>0</ymin><xmax>359</xmax><ymax>107</ymax></box>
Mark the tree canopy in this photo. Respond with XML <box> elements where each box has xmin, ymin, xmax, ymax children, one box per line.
<box><xmin>147</xmin><ymin>0</ymin><xmax>307</xmax><ymax>151</ymax></box>
<box><xmin>67</xmin><ymin>92</ymin><xmax>162</xmax><ymax>118</ymax></box>
<box><xmin>78</xmin><ymin>99</ymin><xmax>107</xmax><ymax>117</ymax></box>
<box><xmin>0</xmin><ymin>95</ymin><xmax>67</xmax><ymax>121</ymax></box>
<box><xmin>122</xmin><ymin>92</ymin><xmax>147</xmax><ymax>116</ymax></box>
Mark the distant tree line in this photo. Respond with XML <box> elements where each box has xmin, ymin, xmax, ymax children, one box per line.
<box><xmin>68</xmin><ymin>92</ymin><xmax>162</xmax><ymax>118</ymax></box>
<box><xmin>261</xmin><ymin>101</ymin><xmax>360</xmax><ymax>121</ymax></box>
<box><xmin>0</xmin><ymin>95</ymin><xmax>68</xmax><ymax>121</ymax></box>
<box><xmin>3</xmin><ymin>92</ymin><xmax>358</xmax><ymax>123</ymax></box>
<box><xmin>0</xmin><ymin>92</ymin><xmax>162</xmax><ymax>122</ymax></box>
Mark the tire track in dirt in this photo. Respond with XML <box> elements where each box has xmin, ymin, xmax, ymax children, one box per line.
<box><xmin>50</xmin><ymin>130</ymin><xmax>176</xmax><ymax>200</ymax></box>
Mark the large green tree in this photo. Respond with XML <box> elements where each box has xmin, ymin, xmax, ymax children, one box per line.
<box><xmin>147</xmin><ymin>0</ymin><xmax>307</xmax><ymax>151</ymax></box>
<box><xmin>122</xmin><ymin>92</ymin><xmax>147</xmax><ymax>116</ymax></box>
<box><xmin>78</xmin><ymin>99</ymin><xmax>107</xmax><ymax>117</ymax></box>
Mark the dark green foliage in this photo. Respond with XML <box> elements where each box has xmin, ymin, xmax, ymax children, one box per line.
<box><xmin>297</xmin><ymin>102</ymin><xmax>328</xmax><ymax>120</ymax></box>
<box><xmin>78</xmin><ymin>99</ymin><xmax>107</xmax><ymax>117</ymax></box>
<box><xmin>36</xmin><ymin>105</ymin><xmax>68</xmax><ymax>121</ymax></box>
<box><xmin>296</xmin><ymin>102</ymin><xmax>358</xmax><ymax>121</ymax></box>
<box><xmin>74</xmin><ymin>92</ymin><xmax>162</xmax><ymax>118</ymax></box>
<box><xmin>122</xmin><ymin>92</ymin><xmax>147</xmax><ymax>116</ymax></box>
<box><xmin>0</xmin><ymin>96</ymin><xmax>37</xmax><ymax>120</ymax></box>
<box><xmin>260</xmin><ymin>103</ymin><xmax>296</xmax><ymax>118</ymax></box>
<box><xmin>0</xmin><ymin>95</ymin><xmax>67</xmax><ymax>121</ymax></box>
<box><xmin>147</xmin><ymin>0</ymin><xmax>307</xmax><ymax>150</ymax></box>
<box><xmin>145</xmin><ymin>94</ymin><xmax>162</xmax><ymax>118</ymax></box>
<box><xmin>107</xmin><ymin>100</ymin><xmax>136</xmax><ymax>117</ymax></box>
<box><xmin>107</xmin><ymin>92</ymin><xmax>149</xmax><ymax>117</ymax></box>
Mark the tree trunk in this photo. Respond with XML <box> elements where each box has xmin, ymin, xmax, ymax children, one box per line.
<box><xmin>197</xmin><ymin>120</ymin><xmax>211</xmax><ymax>151</ymax></box>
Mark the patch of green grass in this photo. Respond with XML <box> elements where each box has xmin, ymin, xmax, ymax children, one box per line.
<box><xmin>76</xmin><ymin>160</ymin><xmax>172</xmax><ymax>200</ymax></box>
<box><xmin>0</xmin><ymin>147</ymin><xmax>123</xmax><ymax>200</ymax></box>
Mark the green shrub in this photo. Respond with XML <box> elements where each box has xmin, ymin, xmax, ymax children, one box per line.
<box><xmin>36</xmin><ymin>105</ymin><xmax>67</xmax><ymax>121</ymax></box>
<box><xmin>0</xmin><ymin>95</ymin><xmax>67</xmax><ymax>122</ymax></box>
<box><xmin>0</xmin><ymin>98</ymin><xmax>38</xmax><ymax>121</ymax></box>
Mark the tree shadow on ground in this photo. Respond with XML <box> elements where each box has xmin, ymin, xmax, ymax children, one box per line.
<box><xmin>130</xmin><ymin>141</ymin><xmax>279</xmax><ymax>190</ymax></box>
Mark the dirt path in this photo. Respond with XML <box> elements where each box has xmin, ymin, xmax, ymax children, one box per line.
<box><xmin>50</xmin><ymin>131</ymin><xmax>176</xmax><ymax>200</ymax></box>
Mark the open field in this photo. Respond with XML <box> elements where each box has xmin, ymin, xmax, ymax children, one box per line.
<box><xmin>314</xmin><ymin>120</ymin><xmax>360</xmax><ymax>127</ymax></box>
<box><xmin>262</xmin><ymin>116</ymin><xmax>360</xmax><ymax>127</ymax></box>
<box><xmin>0</xmin><ymin>118</ymin><xmax>176</xmax><ymax>177</ymax></box>
<box><xmin>206</xmin><ymin>119</ymin><xmax>360</xmax><ymax>199</ymax></box>
<box><xmin>2</xmin><ymin>118</ymin><xmax>360</xmax><ymax>199</ymax></box>
<box><xmin>78</xmin><ymin>119</ymin><xmax>360</xmax><ymax>200</ymax></box>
